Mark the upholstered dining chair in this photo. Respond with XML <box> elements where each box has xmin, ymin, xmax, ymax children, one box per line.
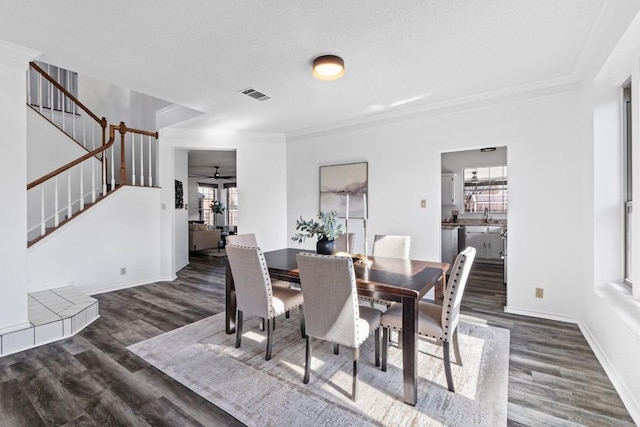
<box><xmin>372</xmin><ymin>234</ymin><xmax>411</xmax><ymax>259</ymax></box>
<box><xmin>296</xmin><ymin>253</ymin><xmax>382</xmax><ymax>401</ymax></box>
<box><xmin>362</xmin><ymin>234</ymin><xmax>412</xmax><ymax>312</ymax></box>
<box><xmin>226</xmin><ymin>245</ymin><xmax>305</xmax><ymax>360</ymax></box>
<box><xmin>333</xmin><ymin>232</ymin><xmax>356</xmax><ymax>253</ymax></box>
<box><xmin>226</xmin><ymin>233</ymin><xmax>290</xmax><ymax>290</ymax></box>
<box><xmin>380</xmin><ymin>246</ymin><xmax>476</xmax><ymax>392</ymax></box>
<box><xmin>226</xmin><ymin>233</ymin><xmax>257</xmax><ymax>247</ymax></box>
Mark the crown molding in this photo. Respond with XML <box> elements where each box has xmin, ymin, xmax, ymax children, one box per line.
<box><xmin>0</xmin><ymin>39</ymin><xmax>40</xmax><ymax>69</ymax></box>
<box><xmin>287</xmin><ymin>77</ymin><xmax>581</xmax><ymax>142</ymax></box>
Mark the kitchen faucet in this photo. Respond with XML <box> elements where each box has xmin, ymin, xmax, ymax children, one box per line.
<box><xmin>483</xmin><ymin>207</ymin><xmax>489</xmax><ymax>223</ymax></box>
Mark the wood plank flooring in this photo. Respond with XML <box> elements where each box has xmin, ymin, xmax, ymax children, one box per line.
<box><xmin>0</xmin><ymin>254</ymin><xmax>634</xmax><ymax>426</ymax></box>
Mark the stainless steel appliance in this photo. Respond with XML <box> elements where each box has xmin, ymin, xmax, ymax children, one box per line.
<box><xmin>500</xmin><ymin>228</ymin><xmax>507</xmax><ymax>284</ymax></box>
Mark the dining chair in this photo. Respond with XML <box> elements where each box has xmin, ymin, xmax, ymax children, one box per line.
<box><xmin>226</xmin><ymin>233</ymin><xmax>257</xmax><ymax>247</ymax></box>
<box><xmin>380</xmin><ymin>246</ymin><xmax>476</xmax><ymax>392</ymax></box>
<box><xmin>333</xmin><ymin>232</ymin><xmax>356</xmax><ymax>253</ymax></box>
<box><xmin>226</xmin><ymin>245</ymin><xmax>305</xmax><ymax>360</ymax></box>
<box><xmin>296</xmin><ymin>253</ymin><xmax>382</xmax><ymax>401</ymax></box>
<box><xmin>372</xmin><ymin>234</ymin><xmax>411</xmax><ymax>259</ymax></box>
<box><xmin>226</xmin><ymin>233</ymin><xmax>289</xmax><ymax>291</ymax></box>
<box><xmin>362</xmin><ymin>234</ymin><xmax>412</xmax><ymax>312</ymax></box>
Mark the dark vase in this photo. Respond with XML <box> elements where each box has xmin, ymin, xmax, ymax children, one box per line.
<box><xmin>316</xmin><ymin>237</ymin><xmax>335</xmax><ymax>255</ymax></box>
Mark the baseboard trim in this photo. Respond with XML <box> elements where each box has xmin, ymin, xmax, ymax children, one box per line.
<box><xmin>87</xmin><ymin>276</ymin><xmax>175</xmax><ymax>296</ymax></box>
<box><xmin>176</xmin><ymin>260</ymin><xmax>189</xmax><ymax>272</ymax></box>
<box><xmin>578</xmin><ymin>320</ymin><xmax>640</xmax><ymax>425</ymax></box>
<box><xmin>503</xmin><ymin>305</ymin><xmax>579</xmax><ymax>324</ymax></box>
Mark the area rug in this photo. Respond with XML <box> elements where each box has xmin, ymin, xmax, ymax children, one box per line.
<box><xmin>195</xmin><ymin>248</ymin><xmax>227</xmax><ymax>257</ymax></box>
<box><xmin>128</xmin><ymin>312</ymin><xmax>509</xmax><ymax>426</ymax></box>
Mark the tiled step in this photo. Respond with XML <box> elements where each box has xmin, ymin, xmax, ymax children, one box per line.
<box><xmin>0</xmin><ymin>286</ymin><xmax>99</xmax><ymax>357</ymax></box>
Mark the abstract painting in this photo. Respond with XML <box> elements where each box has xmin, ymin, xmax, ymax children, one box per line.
<box><xmin>319</xmin><ymin>162</ymin><xmax>368</xmax><ymax>218</ymax></box>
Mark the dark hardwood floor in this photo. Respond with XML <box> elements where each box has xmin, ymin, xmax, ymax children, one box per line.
<box><xmin>0</xmin><ymin>254</ymin><xmax>634</xmax><ymax>426</ymax></box>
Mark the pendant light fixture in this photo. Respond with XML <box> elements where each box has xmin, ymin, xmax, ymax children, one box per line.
<box><xmin>312</xmin><ymin>55</ymin><xmax>345</xmax><ymax>80</ymax></box>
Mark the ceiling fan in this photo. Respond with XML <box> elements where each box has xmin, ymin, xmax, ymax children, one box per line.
<box><xmin>188</xmin><ymin>166</ymin><xmax>236</xmax><ymax>180</ymax></box>
<box><xmin>212</xmin><ymin>166</ymin><xmax>235</xmax><ymax>180</ymax></box>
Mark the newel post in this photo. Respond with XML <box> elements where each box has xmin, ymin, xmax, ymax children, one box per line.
<box><xmin>118</xmin><ymin>122</ymin><xmax>127</xmax><ymax>185</ymax></box>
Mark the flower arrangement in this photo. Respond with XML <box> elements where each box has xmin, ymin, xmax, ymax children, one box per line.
<box><xmin>291</xmin><ymin>211</ymin><xmax>343</xmax><ymax>243</ymax></box>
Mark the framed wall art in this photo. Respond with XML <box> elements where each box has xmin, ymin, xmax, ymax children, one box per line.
<box><xmin>319</xmin><ymin>162</ymin><xmax>368</xmax><ymax>218</ymax></box>
<box><xmin>175</xmin><ymin>179</ymin><xmax>184</xmax><ymax>209</ymax></box>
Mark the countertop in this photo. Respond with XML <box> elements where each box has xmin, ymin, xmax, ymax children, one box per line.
<box><xmin>441</xmin><ymin>220</ymin><xmax>507</xmax><ymax>228</ymax></box>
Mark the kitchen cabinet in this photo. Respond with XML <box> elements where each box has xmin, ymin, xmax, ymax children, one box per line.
<box><xmin>464</xmin><ymin>226</ymin><xmax>504</xmax><ymax>260</ymax></box>
<box><xmin>441</xmin><ymin>226</ymin><xmax>459</xmax><ymax>266</ymax></box>
<box><xmin>441</xmin><ymin>173</ymin><xmax>457</xmax><ymax>205</ymax></box>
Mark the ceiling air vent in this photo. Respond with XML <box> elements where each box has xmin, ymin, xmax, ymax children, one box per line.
<box><xmin>239</xmin><ymin>87</ymin><xmax>271</xmax><ymax>102</ymax></box>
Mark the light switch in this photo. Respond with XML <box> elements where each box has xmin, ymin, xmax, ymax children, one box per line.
<box><xmin>420</xmin><ymin>199</ymin><xmax>426</xmax><ymax>208</ymax></box>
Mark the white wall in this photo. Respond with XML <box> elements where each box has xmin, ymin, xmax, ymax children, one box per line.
<box><xmin>288</xmin><ymin>91</ymin><xmax>584</xmax><ymax>321</ymax></box>
<box><xmin>578</xmin><ymin>49</ymin><xmax>640</xmax><ymax>421</ymax></box>
<box><xmin>174</xmin><ymin>150</ymin><xmax>189</xmax><ymax>270</ymax></box>
<box><xmin>158</xmin><ymin>128</ymin><xmax>287</xmax><ymax>277</ymax></box>
<box><xmin>0</xmin><ymin>41</ymin><xmax>38</xmax><ymax>332</ymax></box>
<box><xmin>27</xmin><ymin>186</ymin><xmax>163</xmax><ymax>294</ymax></box>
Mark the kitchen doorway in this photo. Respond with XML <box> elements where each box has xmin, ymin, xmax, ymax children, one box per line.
<box><xmin>440</xmin><ymin>147</ymin><xmax>508</xmax><ymax>286</ymax></box>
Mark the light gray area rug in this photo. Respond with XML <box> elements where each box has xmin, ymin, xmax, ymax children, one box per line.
<box><xmin>128</xmin><ymin>312</ymin><xmax>509</xmax><ymax>426</ymax></box>
<box><xmin>196</xmin><ymin>248</ymin><xmax>227</xmax><ymax>257</ymax></box>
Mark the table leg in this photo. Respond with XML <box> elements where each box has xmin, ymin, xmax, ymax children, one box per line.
<box><xmin>435</xmin><ymin>274</ymin><xmax>446</xmax><ymax>300</ymax></box>
<box><xmin>402</xmin><ymin>295</ymin><xmax>418</xmax><ymax>406</ymax></box>
<box><xmin>225</xmin><ymin>261</ymin><xmax>236</xmax><ymax>334</ymax></box>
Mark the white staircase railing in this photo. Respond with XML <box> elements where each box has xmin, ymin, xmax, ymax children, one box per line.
<box><xmin>26</xmin><ymin>62</ymin><xmax>159</xmax><ymax>246</ymax></box>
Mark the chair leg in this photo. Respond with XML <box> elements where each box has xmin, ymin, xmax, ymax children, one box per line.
<box><xmin>453</xmin><ymin>329</ymin><xmax>462</xmax><ymax>366</ymax></box>
<box><xmin>299</xmin><ymin>306</ymin><xmax>306</xmax><ymax>338</ymax></box>
<box><xmin>273</xmin><ymin>317</ymin><xmax>276</xmax><ymax>331</ymax></box>
<box><xmin>235</xmin><ymin>310</ymin><xmax>243</xmax><ymax>348</ymax></box>
<box><xmin>352</xmin><ymin>347</ymin><xmax>360</xmax><ymax>401</ymax></box>
<box><xmin>265</xmin><ymin>319</ymin><xmax>273</xmax><ymax>361</ymax></box>
<box><xmin>303</xmin><ymin>335</ymin><xmax>312</xmax><ymax>384</ymax></box>
<box><xmin>443</xmin><ymin>341</ymin><xmax>455</xmax><ymax>392</ymax></box>
<box><xmin>259</xmin><ymin>317</ymin><xmax>265</xmax><ymax>331</ymax></box>
<box><xmin>397</xmin><ymin>331</ymin><xmax>403</xmax><ymax>349</ymax></box>
<box><xmin>374</xmin><ymin>327</ymin><xmax>380</xmax><ymax>367</ymax></box>
<box><xmin>381</xmin><ymin>327</ymin><xmax>388</xmax><ymax>372</ymax></box>
<box><xmin>334</xmin><ymin>343</ymin><xmax>339</xmax><ymax>355</ymax></box>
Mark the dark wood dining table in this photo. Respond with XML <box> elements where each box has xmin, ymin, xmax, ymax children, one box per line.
<box><xmin>224</xmin><ymin>248</ymin><xmax>448</xmax><ymax>406</ymax></box>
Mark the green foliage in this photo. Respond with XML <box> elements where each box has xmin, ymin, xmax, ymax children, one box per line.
<box><xmin>210</xmin><ymin>200</ymin><xmax>225</xmax><ymax>214</ymax></box>
<box><xmin>292</xmin><ymin>211</ymin><xmax>343</xmax><ymax>243</ymax></box>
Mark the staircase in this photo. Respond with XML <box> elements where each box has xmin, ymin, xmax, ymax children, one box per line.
<box><xmin>26</xmin><ymin>61</ymin><xmax>159</xmax><ymax>246</ymax></box>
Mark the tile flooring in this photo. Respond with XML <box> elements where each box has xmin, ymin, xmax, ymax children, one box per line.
<box><xmin>0</xmin><ymin>286</ymin><xmax>98</xmax><ymax>356</ymax></box>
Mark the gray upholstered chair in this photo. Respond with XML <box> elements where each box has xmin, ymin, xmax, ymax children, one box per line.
<box><xmin>226</xmin><ymin>233</ymin><xmax>257</xmax><ymax>247</ymax></box>
<box><xmin>226</xmin><ymin>245</ymin><xmax>305</xmax><ymax>360</ymax></box>
<box><xmin>372</xmin><ymin>234</ymin><xmax>411</xmax><ymax>259</ymax></box>
<box><xmin>226</xmin><ymin>233</ymin><xmax>290</xmax><ymax>290</ymax></box>
<box><xmin>381</xmin><ymin>246</ymin><xmax>476</xmax><ymax>392</ymax></box>
<box><xmin>362</xmin><ymin>234</ymin><xmax>412</xmax><ymax>311</ymax></box>
<box><xmin>333</xmin><ymin>232</ymin><xmax>356</xmax><ymax>253</ymax></box>
<box><xmin>296</xmin><ymin>253</ymin><xmax>382</xmax><ymax>401</ymax></box>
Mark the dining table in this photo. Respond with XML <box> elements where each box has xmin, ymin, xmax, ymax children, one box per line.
<box><xmin>224</xmin><ymin>248</ymin><xmax>449</xmax><ymax>406</ymax></box>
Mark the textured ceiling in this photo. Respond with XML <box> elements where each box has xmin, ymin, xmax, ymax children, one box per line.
<box><xmin>0</xmin><ymin>1</ymin><xmax>615</xmax><ymax>136</ymax></box>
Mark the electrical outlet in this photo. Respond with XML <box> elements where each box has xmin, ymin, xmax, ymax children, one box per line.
<box><xmin>120</xmin><ymin>267</ymin><xmax>127</xmax><ymax>276</ymax></box>
<box><xmin>420</xmin><ymin>199</ymin><xmax>426</xmax><ymax>208</ymax></box>
<box><xmin>535</xmin><ymin>287</ymin><xmax>544</xmax><ymax>298</ymax></box>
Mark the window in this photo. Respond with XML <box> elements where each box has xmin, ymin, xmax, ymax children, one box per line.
<box><xmin>623</xmin><ymin>81</ymin><xmax>633</xmax><ymax>287</ymax></box>
<box><xmin>463</xmin><ymin>166</ymin><xmax>508</xmax><ymax>213</ymax></box>
<box><xmin>28</xmin><ymin>61</ymin><xmax>78</xmax><ymax>114</ymax></box>
<box><xmin>226</xmin><ymin>185</ymin><xmax>238</xmax><ymax>226</ymax></box>
<box><xmin>198</xmin><ymin>184</ymin><xmax>217</xmax><ymax>226</ymax></box>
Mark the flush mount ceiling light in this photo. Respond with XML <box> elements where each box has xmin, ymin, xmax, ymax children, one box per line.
<box><xmin>312</xmin><ymin>55</ymin><xmax>345</xmax><ymax>80</ymax></box>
